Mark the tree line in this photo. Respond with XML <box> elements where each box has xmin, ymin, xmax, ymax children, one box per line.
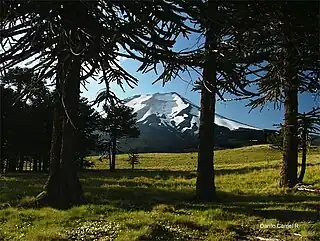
<box><xmin>0</xmin><ymin>67</ymin><xmax>139</xmax><ymax>173</ymax></box>
<box><xmin>1</xmin><ymin>1</ymin><xmax>319</xmax><ymax>208</ymax></box>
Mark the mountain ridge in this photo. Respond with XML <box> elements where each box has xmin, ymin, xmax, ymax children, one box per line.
<box><xmin>116</xmin><ymin>92</ymin><xmax>267</xmax><ymax>152</ymax></box>
<box><xmin>124</xmin><ymin>92</ymin><xmax>261</xmax><ymax>132</ymax></box>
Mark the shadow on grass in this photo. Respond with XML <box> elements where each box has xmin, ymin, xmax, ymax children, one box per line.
<box><xmin>230</xmin><ymin>208</ymin><xmax>318</xmax><ymax>222</ymax></box>
<box><xmin>83</xmin><ymin>170</ymin><xmax>320</xmax><ymax>223</ymax></box>
<box><xmin>1</xmin><ymin>170</ymin><xmax>319</xmax><ymax>223</ymax></box>
<box><xmin>79</xmin><ymin>166</ymin><xmax>280</xmax><ymax>191</ymax></box>
<box><xmin>81</xmin><ymin>164</ymin><xmax>280</xmax><ymax>179</ymax></box>
<box><xmin>83</xmin><ymin>185</ymin><xmax>320</xmax><ymax>221</ymax></box>
<box><xmin>0</xmin><ymin>163</ymin><xmax>280</xmax><ymax>185</ymax></box>
<box><xmin>82</xmin><ymin>169</ymin><xmax>197</xmax><ymax>180</ymax></box>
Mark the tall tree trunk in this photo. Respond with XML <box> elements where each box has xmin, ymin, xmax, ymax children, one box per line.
<box><xmin>38</xmin><ymin>53</ymin><xmax>84</xmax><ymax>208</ymax></box>
<box><xmin>18</xmin><ymin>153</ymin><xmax>24</xmax><ymax>172</ymax></box>
<box><xmin>280</xmin><ymin>81</ymin><xmax>299</xmax><ymax>188</ymax></box>
<box><xmin>0</xmin><ymin>158</ymin><xmax>3</xmax><ymax>173</ymax></box>
<box><xmin>35</xmin><ymin>5</ymin><xmax>85</xmax><ymax>208</ymax></box>
<box><xmin>7</xmin><ymin>156</ymin><xmax>17</xmax><ymax>172</ymax></box>
<box><xmin>33</xmin><ymin>157</ymin><xmax>38</xmax><ymax>172</ymax></box>
<box><xmin>79</xmin><ymin>158</ymin><xmax>84</xmax><ymax>170</ymax></box>
<box><xmin>42</xmin><ymin>152</ymin><xmax>49</xmax><ymax>173</ymax></box>
<box><xmin>108</xmin><ymin>143</ymin><xmax>112</xmax><ymax>170</ymax></box>
<box><xmin>58</xmin><ymin>53</ymin><xmax>84</xmax><ymax>207</ymax></box>
<box><xmin>110</xmin><ymin>136</ymin><xmax>116</xmax><ymax>171</ymax></box>
<box><xmin>38</xmin><ymin>156</ymin><xmax>42</xmax><ymax>172</ymax></box>
<box><xmin>39</xmin><ymin>55</ymin><xmax>84</xmax><ymax>208</ymax></box>
<box><xmin>38</xmin><ymin>59</ymin><xmax>64</xmax><ymax>206</ymax></box>
<box><xmin>298</xmin><ymin>126</ymin><xmax>307</xmax><ymax>183</ymax></box>
<box><xmin>279</xmin><ymin>15</ymin><xmax>299</xmax><ymax>188</ymax></box>
<box><xmin>196</xmin><ymin>0</ymin><xmax>217</xmax><ymax>201</ymax></box>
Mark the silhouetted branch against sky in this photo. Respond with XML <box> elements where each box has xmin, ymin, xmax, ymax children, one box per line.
<box><xmin>1</xmin><ymin>0</ymin><xmax>201</xmax><ymax>105</ymax></box>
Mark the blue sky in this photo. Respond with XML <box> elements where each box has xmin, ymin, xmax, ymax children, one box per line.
<box><xmin>81</xmin><ymin>60</ymin><xmax>318</xmax><ymax>130</ymax></box>
<box><xmin>81</xmin><ymin>33</ymin><xmax>318</xmax><ymax>130</ymax></box>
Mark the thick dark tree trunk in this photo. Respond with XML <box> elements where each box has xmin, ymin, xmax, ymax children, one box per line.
<box><xmin>280</xmin><ymin>89</ymin><xmax>298</xmax><ymax>188</ymax></box>
<box><xmin>0</xmin><ymin>159</ymin><xmax>3</xmax><ymax>173</ymax></box>
<box><xmin>7</xmin><ymin>157</ymin><xmax>17</xmax><ymax>172</ymax></box>
<box><xmin>196</xmin><ymin>0</ymin><xmax>217</xmax><ymax>201</ymax></box>
<box><xmin>42</xmin><ymin>153</ymin><xmax>49</xmax><ymax>173</ymax></box>
<box><xmin>0</xmin><ymin>161</ymin><xmax>3</xmax><ymax>173</ymax></box>
<box><xmin>38</xmin><ymin>156</ymin><xmax>42</xmax><ymax>172</ymax></box>
<box><xmin>298</xmin><ymin>127</ymin><xmax>307</xmax><ymax>183</ymax></box>
<box><xmin>33</xmin><ymin>157</ymin><xmax>38</xmax><ymax>172</ymax></box>
<box><xmin>279</xmin><ymin>15</ymin><xmax>299</xmax><ymax>188</ymax></box>
<box><xmin>39</xmin><ymin>62</ymin><xmax>64</xmax><ymax>207</ymax></box>
<box><xmin>18</xmin><ymin>153</ymin><xmax>24</xmax><ymax>172</ymax></box>
<box><xmin>37</xmin><ymin>48</ymin><xmax>84</xmax><ymax>208</ymax></box>
<box><xmin>60</xmin><ymin>50</ymin><xmax>84</xmax><ymax>205</ymax></box>
<box><xmin>35</xmin><ymin>5</ymin><xmax>86</xmax><ymax>208</ymax></box>
<box><xmin>79</xmin><ymin>158</ymin><xmax>84</xmax><ymax>170</ymax></box>
<box><xmin>44</xmin><ymin>55</ymin><xmax>83</xmax><ymax>209</ymax></box>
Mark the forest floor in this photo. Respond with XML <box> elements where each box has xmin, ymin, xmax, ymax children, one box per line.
<box><xmin>0</xmin><ymin>145</ymin><xmax>319</xmax><ymax>241</ymax></box>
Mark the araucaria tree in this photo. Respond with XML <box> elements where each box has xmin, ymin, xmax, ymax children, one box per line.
<box><xmin>178</xmin><ymin>1</ymin><xmax>268</xmax><ymax>200</ymax></box>
<box><xmin>1</xmin><ymin>0</ymin><xmax>193</xmax><ymax>208</ymax></box>
<box><xmin>101</xmin><ymin>104</ymin><xmax>140</xmax><ymax>171</ymax></box>
<box><xmin>194</xmin><ymin>0</ymin><xmax>220</xmax><ymax>201</ymax></box>
<box><xmin>268</xmin><ymin>108</ymin><xmax>320</xmax><ymax>184</ymax></box>
<box><xmin>245</xmin><ymin>2</ymin><xmax>319</xmax><ymax>188</ymax></box>
<box><xmin>297</xmin><ymin>108</ymin><xmax>320</xmax><ymax>183</ymax></box>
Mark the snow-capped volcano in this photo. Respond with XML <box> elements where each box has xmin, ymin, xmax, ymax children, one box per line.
<box><xmin>124</xmin><ymin>92</ymin><xmax>261</xmax><ymax>132</ymax></box>
<box><xmin>112</xmin><ymin>92</ymin><xmax>267</xmax><ymax>152</ymax></box>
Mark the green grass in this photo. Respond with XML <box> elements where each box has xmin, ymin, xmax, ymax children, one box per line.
<box><xmin>1</xmin><ymin>145</ymin><xmax>319</xmax><ymax>240</ymax></box>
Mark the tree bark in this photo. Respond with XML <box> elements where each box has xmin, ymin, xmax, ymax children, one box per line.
<box><xmin>7</xmin><ymin>156</ymin><xmax>17</xmax><ymax>172</ymax></box>
<box><xmin>280</xmin><ymin>82</ymin><xmax>299</xmax><ymax>188</ymax></box>
<box><xmin>42</xmin><ymin>153</ymin><xmax>49</xmax><ymax>173</ymax></box>
<box><xmin>35</xmin><ymin>4</ymin><xmax>86</xmax><ymax>208</ymax></box>
<box><xmin>38</xmin><ymin>156</ymin><xmax>42</xmax><ymax>172</ymax></box>
<box><xmin>298</xmin><ymin>127</ymin><xmax>307</xmax><ymax>183</ymax></box>
<box><xmin>33</xmin><ymin>157</ymin><xmax>38</xmax><ymax>172</ymax></box>
<box><xmin>58</xmin><ymin>54</ymin><xmax>84</xmax><ymax>207</ymax></box>
<box><xmin>196</xmin><ymin>0</ymin><xmax>217</xmax><ymax>201</ymax></box>
<box><xmin>18</xmin><ymin>153</ymin><xmax>23</xmax><ymax>172</ymax></box>
<box><xmin>38</xmin><ymin>44</ymin><xmax>84</xmax><ymax>209</ymax></box>
<box><xmin>110</xmin><ymin>135</ymin><xmax>116</xmax><ymax>171</ymax></box>
<box><xmin>280</xmin><ymin>15</ymin><xmax>299</xmax><ymax>188</ymax></box>
<box><xmin>0</xmin><ymin>158</ymin><xmax>3</xmax><ymax>173</ymax></box>
<box><xmin>39</xmin><ymin>55</ymin><xmax>84</xmax><ymax>209</ymax></box>
<box><xmin>39</xmin><ymin>57</ymin><xmax>64</xmax><ymax>207</ymax></box>
<box><xmin>108</xmin><ymin>143</ymin><xmax>112</xmax><ymax>171</ymax></box>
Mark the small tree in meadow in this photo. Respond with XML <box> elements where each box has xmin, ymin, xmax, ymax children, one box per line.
<box><xmin>101</xmin><ymin>104</ymin><xmax>140</xmax><ymax>171</ymax></box>
<box><xmin>127</xmin><ymin>149</ymin><xmax>140</xmax><ymax>170</ymax></box>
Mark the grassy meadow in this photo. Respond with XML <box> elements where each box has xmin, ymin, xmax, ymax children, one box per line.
<box><xmin>0</xmin><ymin>145</ymin><xmax>319</xmax><ymax>240</ymax></box>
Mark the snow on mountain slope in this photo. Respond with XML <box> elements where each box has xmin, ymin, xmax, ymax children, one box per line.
<box><xmin>215</xmin><ymin>114</ymin><xmax>260</xmax><ymax>131</ymax></box>
<box><xmin>126</xmin><ymin>94</ymin><xmax>153</xmax><ymax>113</ymax></box>
<box><xmin>124</xmin><ymin>92</ymin><xmax>261</xmax><ymax>132</ymax></box>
